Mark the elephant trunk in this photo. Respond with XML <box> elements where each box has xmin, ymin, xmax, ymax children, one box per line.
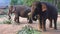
<box><xmin>8</xmin><ymin>9</ymin><xmax>12</xmax><ymax>20</ymax></box>
<box><xmin>31</xmin><ymin>11</ymin><xmax>37</xmax><ymax>21</ymax></box>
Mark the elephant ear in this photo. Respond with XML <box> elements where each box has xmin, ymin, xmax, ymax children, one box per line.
<box><xmin>42</xmin><ymin>4</ymin><xmax>47</xmax><ymax>12</ymax></box>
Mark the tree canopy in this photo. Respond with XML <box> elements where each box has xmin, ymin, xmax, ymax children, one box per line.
<box><xmin>10</xmin><ymin>0</ymin><xmax>40</xmax><ymax>6</ymax></box>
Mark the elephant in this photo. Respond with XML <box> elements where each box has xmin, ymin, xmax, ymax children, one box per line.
<box><xmin>8</xmin><ymin>5</ymin><xmax>33</xmax><ymax>24</ymax></box>
<box><xmin>31</xmin><ymin>1</ymin><xmax>58</xmax><ymax>31</ymax></box>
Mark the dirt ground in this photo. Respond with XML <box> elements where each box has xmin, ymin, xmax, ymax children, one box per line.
<box><xmin>0</xmin><ymin>15</ymin><xmax>60</xmax><ymax>34</ymax></box>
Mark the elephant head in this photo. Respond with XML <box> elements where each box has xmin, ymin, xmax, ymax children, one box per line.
<box><xmin>31</xmin><ymin>1</ymin><xmax>47</xmax><ymax>21</ymax></box>
<box><xmin>8</xmin><ymin>6</ymin><xmax>15</xmax><ymax>19</ymax></box>
<box><xmin>31</xmin><ymin>1</ymin><xmax>42</xmax><ymax>21</ymax></box>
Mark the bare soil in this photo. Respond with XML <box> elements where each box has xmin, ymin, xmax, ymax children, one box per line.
<box><xmin>0</xmin><ymin>15</ymin><xmax>60</xmax><ymax>34</ymax></box>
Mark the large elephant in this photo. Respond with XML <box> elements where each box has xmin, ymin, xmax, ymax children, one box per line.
<box><xmin>31</xmin><ymin>1</ymin><xmax>58</xmax><ymax>31</ymax></box>
<box><xmin>8</xmin><ymin>5</ymin><xmax>32</xmax><ymax>24</ymax></box>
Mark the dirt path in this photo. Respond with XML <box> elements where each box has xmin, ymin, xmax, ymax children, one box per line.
<box><xmin>0</xmin><ymin>15</ymin><xmax>60</xmax><ymax>34</ymax></box>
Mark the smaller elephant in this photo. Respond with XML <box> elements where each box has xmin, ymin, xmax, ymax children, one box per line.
<box><xmin>8</xmin><ymin>5</ymin><xmax>33</xmax><ymax>24</ymax></box>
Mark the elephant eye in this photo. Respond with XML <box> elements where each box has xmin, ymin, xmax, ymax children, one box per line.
<box><xmin>42</xmin><ymin>4</ymin><xmax>47</xmax><ymax>12</ymax></box>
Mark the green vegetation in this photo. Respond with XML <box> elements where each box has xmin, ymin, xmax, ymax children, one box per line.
<box><xmin>10</xmin><ymin>0</ymin><xmax>18</xmax><ymax>5</ymax></box>
<box><xmin>0</xmin><ymin>15</ymin><xmax>12</xmax><ymax>24</ymax></box>
<box><xmin>10</xmin><ymin>0</ymin><xmax>40</xmax><ymax>6</ymax></box>
<box><xmin>0</xmin><ymin>19</ymin><xmax>11</xmax><ymax>24</ymax></box>
<box><xmin>23</xmin><ymin>0</ymin><xmax>40</xmax><ymax>6</ymax></box>
<box><xmin>17</xmin><ymin>25</ymin><xmax>41</xmax><ymax>34</ymax></box>
<box><xmin>10</xmin><ymin>0</ymin><xmax>60</xmax><ymax>12</ymax></box>
<box><xmin>2</xmin><ymin>19</ymin><xmax>11</xmax><ymax>24</ymax></box>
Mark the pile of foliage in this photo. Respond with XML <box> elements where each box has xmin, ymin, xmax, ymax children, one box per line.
<box><xmin>17</xmin><ymin>25</ymin><xmax>41</xmax><ymax>34</ymax></box>
<box><xmin>2</xmin><ymin>19</ymin><xmax>11</xmax><ymax>24</ymax></box>
<box><xmin>0</xmin><ymin>15</ymin><xmax>12</xmax><ymax>24</ymax></box>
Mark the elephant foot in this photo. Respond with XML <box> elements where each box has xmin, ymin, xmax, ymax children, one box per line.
<box><xmin>39</xmin><ymin>27</ymin><xmax>46</xmax><ymax>32</ymax></box>
<box><xmin>28</xmin><ymin>20</ymin><xmax>33</xmax><ymax>24</ymax></box>
<box><xmin>38</xmin><ymin>27</ymin><xmax>47</xmax><ymax>32</ymax></box>
<box><xmin>15</xmin><ymin>21</ymin><xmax>20</xmax><ymax>25</ymax></box>
<box><xmin>28</xmin><ymin>21</ymin><xmax>33</xmax><ymax>24</ymax></box>
<box><xmin>42</xmin><ymin>29</ymin><xmax>46</xmax><ymax>32</ymax></box>
<box><xmin>42</xmin><ymin>27</ymin><xmax>46</xmax><ymax>32</ymax></box>
<box><xmin>49</xmin><ymin>26</ymin><xmax>52</xmax><ymax>28</ymax></box>
<box><xmin>17</xmin><ymin>23</ymin><xmax>20</xmax><ymax>25</ymax></box>
<box><xmin>28</xmin><ymin>22</ymin><xmax>32</xmax><ymax>24</ymax></box>
<box><xmin>38</xmin><ymin>28</ymin><xmax>47</xmax><ymax>32</ymax></box>
<box><xmin>16</xmin><ymin>21</ymin><xmax>20</xmax><ymax>23</ymax></box>
<box><xmin>15</xmin><ymin>22</ymin><xmax>20</xmax><ymax>25</ymax></box>
<box><xmin>38</xmin><ymin>29</ymin><xmax>42</xmax><ymax>32</ymax></box>
<box><xmin>12</xmin><ymin>21</ymin><xmax>20</xmax><ymax>25</ymax></box>
<box><xmin>54</xmin><ymin>27</ymin><xmax>57</xmax><ymax>30</ymax></box>
<box><xmin>40</xmin><ymin>26</ymin><xmax>42</xmax><ymax>29</ymax></box>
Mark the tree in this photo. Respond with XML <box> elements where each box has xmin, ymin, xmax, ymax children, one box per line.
<box><xmin>10</xmin><ymin>0</ymin><xmax>18</xmax><ymax>5</ymax></box>
<box><xmin>17</xmin><ymin>0</ymin><xmax>24</xmax><ymax>5</ymax></box>
<box><xmin>23</xmin><ymin>0</ymin><xmax>40</xmax><ymax>6</ymax></box>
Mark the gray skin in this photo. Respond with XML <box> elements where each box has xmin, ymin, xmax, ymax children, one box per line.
<box><xmin>8</xmin><ymin>5</ymin><xmax>32</xmax><ymax>24</ymax></box>
<box><xmin>31</xmin><ymin>1</ymin><xmax>58</xmax><ymax>31</ymax></box>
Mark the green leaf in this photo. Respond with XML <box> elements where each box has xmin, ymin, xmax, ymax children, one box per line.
<box><xmin>17</xmin><ymin>25</ymin><xmax>41</xmax><ymax>34</ymax></box>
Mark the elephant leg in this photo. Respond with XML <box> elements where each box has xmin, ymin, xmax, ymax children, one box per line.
<box><xmin>42</xmin><ymin>19</ymin><xmax>46</xmax><ymax>31</ymax></box>
<box><xmin>41</xmin><ymin>15</ymin><xmax>47</xmax><ymax>31</ymax></box>
<box><xmin>27</xmin><ymin>15</ymin><xmax>33</xmax><ymax>24</ymax></box>
<box><xmin>14</xmin><ymin>15</ymin><xmax>20</xmax><ymax>23</ymax></box>
<box><xmin>49</xmin><ymin>18</ymin><xmax>52</xmax><ymax>28</ymax></box>
<box><xmin>14</xmin><ymin>16</ymin><xmax>17</xmax><ymax>22</ymax></box>
<box><xmin>38</xmin><ymin>16</ymin><xmax>42</xmax><ymax>31</ymax></box>
<box><xmin>54</xmin><ymin>18</ymin><xmax>57</xmax><ymax>30</ymax></box>
<box><xmin>28</xmin><ymin>18</ymin><xmax>33</xmax><ymax>24</ymax></box>
<box><xmin>39</xmin><ymin>18</ymin><xmax>42</xmax><ymax>29</ymax></box>
<box><xmin>38</xmin><ymin>18</ymin><xmax>42</xmax><ymax>31</ymax></box>
<box><xmin>16</xmin><ymin>16</ymin><xmax>20</xmax><ymax>23</ymax></box>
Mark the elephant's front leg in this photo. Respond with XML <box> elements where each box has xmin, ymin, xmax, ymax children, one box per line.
<box><xmin>42</xmin><ymin>18</ymin><xmax>46</xmax><ymax>31</ymax></box>
<box><xmin>16</xmin><ymin>16</ymin><xmax>20</xmax><ymax>23</ymax></box>
<box><xmin>14</xmin><ymin>16</ymin><xmax>17</xmax><ymax>22</ymax></box>
<box><xmin>38</xmin><ymin>16</ymin><xmax>42</xmax><ymax>31</ymax></box>
<box><xmin>54</xmin><ymin>19</ymin><xmax>57</xmax><ymax>30</ymax></box>
<box><xmin>49</xmin><ymin>18</ymin><xmax>52</xmax><ymax>28</ymax></box>
<box><xmin>14</xmin><ymin>15</ymin><xmax>20</xmax><ymax>23</ymax></box>
<box><xmin>27</xmin><ymin>13</ymin><xmax>33</xmax><ymax>24</ymax></box>
<box><xmin>27</xmin><ymin>16</ymin><xmax>33</xmax><ymax>24</ymax></box>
